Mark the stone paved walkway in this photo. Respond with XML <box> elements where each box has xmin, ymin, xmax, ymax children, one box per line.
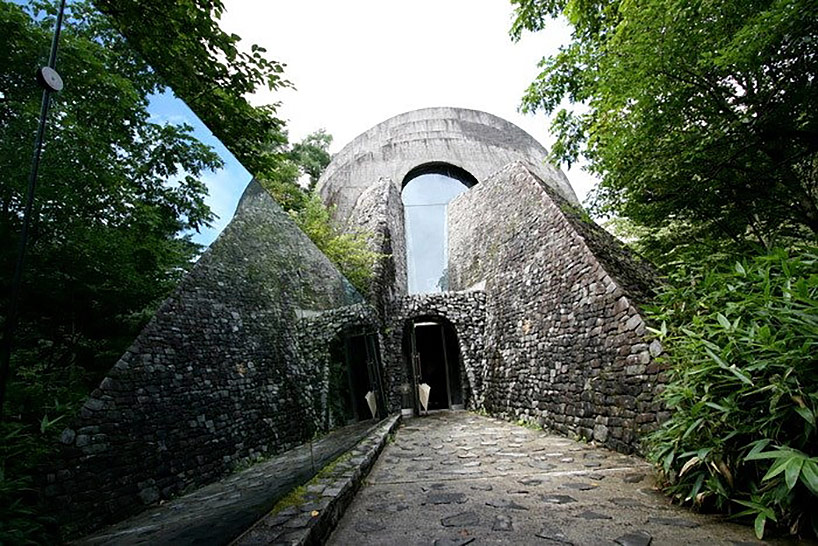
<box><xmin>75</xmin><ymin>419</ymin><xmax>379</xmax><ymax>545</ymax></box>
<box><xmin>328</xmin><ymin>412</ymin><xmax>796</xmax><ymax>546</ymax></box>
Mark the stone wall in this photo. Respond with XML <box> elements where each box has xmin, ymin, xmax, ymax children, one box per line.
<box><xmin>381</xmin><ymin>291</ymin><xmax>487</xmax><ymax>412</ymax></box>
<box><xmin>294</xmin><ymin>303</ymin><xmax>383</xmax><ymax>429</ymax></box>
<box><xmin>48</xmin><ymin>181</ymin><xmax>370</xmax><ymax>534</ymax></box>
<box><xmin>346</xmin><ymin>176</ymin><xmax>407</xmax><ymax>317</ymax></box>
<box><xmin>448</xmin><ymin>163</ymin><xmax>665</xmax><ymax>453</ymax></box>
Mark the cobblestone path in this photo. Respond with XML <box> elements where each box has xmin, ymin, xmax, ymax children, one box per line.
<box><xmin>328</xmin><ymin>412</ymin><xmax>791</xmax><ymax>546</ymax></box>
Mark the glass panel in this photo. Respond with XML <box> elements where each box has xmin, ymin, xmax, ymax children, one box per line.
<box><xmin>403</xmin><ymin>173</ymin><xmax>470</xmax><ymax>294</ymax></box>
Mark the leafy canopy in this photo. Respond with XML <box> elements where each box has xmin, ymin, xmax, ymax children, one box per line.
<box><xmin>1</xmin><ymin>0</ymin><xmax>222</xmax><ymax>409</ymax></box>
<box><xmin>92</xmin><ymin>0</ymin><xmax>291</xmax><ymax>178</ymax></box>
<box><xmin>1</xmin><ymin>0</ymin><xmax>234</xmax><ymax>540</ymax></box>
<box><xmin>512</xmin><ymin>0</ymin><xmax>818</xmax><ymax>256</ymax></box>
<box><xmin>95</xmin><ymin>1</ymin><xmax>378</xmax><ymax>294</ymax></box>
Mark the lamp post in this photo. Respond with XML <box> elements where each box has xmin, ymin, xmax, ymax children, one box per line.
<box><xmin>0</xmin><ymin>0</ymin><xmax>67</xmax><ymax>420</ymax></box>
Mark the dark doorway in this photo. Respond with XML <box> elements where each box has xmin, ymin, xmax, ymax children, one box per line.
<box><xmin>328</xmin><ymin>332</ymin><xmax>384</xmax><ymax>426</ymax></box>
<box><xmin>406</xmin><ymin>319</ymin><xmax>463</xmax><ymax>412</ymax></box>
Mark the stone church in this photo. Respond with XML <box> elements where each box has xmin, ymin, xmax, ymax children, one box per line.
<box><xmin>48</xmin><ymin>107</ymin><xmax>665</xmax><ymax>531</ymax></box>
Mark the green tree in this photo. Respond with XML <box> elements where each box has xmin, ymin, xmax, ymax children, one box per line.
<box><xmin>1</xmin><ymin>1</ymin><xmax>256</xmax><ymax>540</ymax></box>
<box><xmin>293</xmin><ymin>193</ymin><xmax>383</xmax><ymax>295</ymax></box>
<box><xmin>258</xmin><ymin>129</ymin><xmax>333</xmax><ymax>211</ymax></box>
<box><xmin>92</xmin><ymin>0</ymin><xmax>290</xmax><ymax>178</ymax></box>
<box><xmin>511</xmin><ymin>0</ymin><xmax>818</xmax><ymax>259</ymax></box>
<box><xmin>255</xmin><ymin>130</ymin><xmax>382</xmax><ymax>295</ymax></box>
<box><xmin>292</xmin><ymin>129</ymin><xmax>332</xmax><ymax>191</ymax></box>
<box><xmin>1</xmin><ymin>0</ymin><xmax>224</xmax><ymax>414</ymax></box>
<box><xmin>95</xmin><ymin>1</ymin><xmax>377</xmax><ymax>293</ymax></box>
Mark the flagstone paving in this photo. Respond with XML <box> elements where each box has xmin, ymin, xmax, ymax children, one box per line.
<box><xmin>327</xmin><ymin>411</ymin><xmax>797</xmax><ymax>546</ymax></box>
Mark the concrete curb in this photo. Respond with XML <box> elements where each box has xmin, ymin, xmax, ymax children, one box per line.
<box><xmin>232</xmin><ymin>414</ymin><xmax>401</xmax><ymax>546</ymax></box>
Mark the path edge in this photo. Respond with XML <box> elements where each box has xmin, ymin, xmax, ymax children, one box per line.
<box><xmin>232</xmin><ymin>413</ymin><xmax>401</xmax><ymax>545</ymax></box>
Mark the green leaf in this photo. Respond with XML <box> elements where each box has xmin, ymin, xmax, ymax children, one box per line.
<box><xmin>663</xmin><ymin>450</ymin><xmax>675</xmax><ymax>472</ymax></box>
<box><xmin>704</xmin><ymin>346</ymin><xmax>753</xmax><ymax>386</ymax></box>
<box><xmin>745</xmin><ymin>448</ymin><xmax>786</xmax><ymax>461</ymax></box>
<box><xmin>801</xmin><ymin>461</ymin><xmax>818</xmax><ymax>496</ymax></box>
<box><xmin>794</xmin><ymin>406</ymin><xmax>815</xmax><ymax>426</ymax></box>
<box><xmin>754</xmin><ymin>513</ymin><xmax>766</xmax><ymax>539</ymax></box>
<box><xmin>717</xmin><ymin>313</ymin><xmax>731</xmax><ymax>330</ymax></box>
<box><xmin>784</xmin><ymin>457</ymin><xmax>804</xmax><ymax>490</ymax></box>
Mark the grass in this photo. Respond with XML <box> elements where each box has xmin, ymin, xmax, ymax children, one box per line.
<box><xmin>268</xmin><ymin>451</ymin><xmax>353</xmax><ymax>515</ymax></box>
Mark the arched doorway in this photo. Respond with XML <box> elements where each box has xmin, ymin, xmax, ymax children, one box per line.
<box><xmin>327</xmin><ymin>329</ymin><xmax>385</xmax><ymax>427</ymax></box>
<box><xmin>402</xmin><ymin>163</ymin><xmax>476</xmax><ymax>294</ymax></box>
<box><xmin>403</xmin><ymin>316</ymin><xmax>464</xmax><ymax>413</ymax></box>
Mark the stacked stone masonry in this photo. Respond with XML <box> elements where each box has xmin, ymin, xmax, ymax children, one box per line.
<box><xmin>345</xmin><ymin>176</ymin><xmax>407</xmax><ymax>316</ymax></box>
<box><xmin>48</xmin><ymin>181</ymin><xmax>372</xmax><ymax>535</ymax></box>
<box><xmin>448</xmin><ymin>162</ymin><xmax>666</xmax><ymax>453</ymax></box>
<box><xmin>53</xmin><ymin>108</ymin><xmax>668</xmax><ymax>538</ymax></box>
<box><xmin>381</xmin><ymin>291</ymin><xmax>488</xmax><ymax>412</ymax></box>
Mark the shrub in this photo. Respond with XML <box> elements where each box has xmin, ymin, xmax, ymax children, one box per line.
<box><xmin>0</xmin><ymin>415</ymin><xmax>66</xmax><ymax>544</ymax></box>
<box><xmin>293</xmin><ymin>193</ymin><xmax>385</xmax><ymax>295</ymax></box>
<box><xmin>645</xmin><ymin>246</ymin><xmax>818</xmax><ymax>539</ymax></box>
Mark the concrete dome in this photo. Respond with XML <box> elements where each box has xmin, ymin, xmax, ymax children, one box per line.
<box><xmin>316</xmin><ymin>107</ymin><xmax>579</xmax><ymax>224</ymax></box>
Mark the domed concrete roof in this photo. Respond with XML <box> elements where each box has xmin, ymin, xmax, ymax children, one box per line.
<box><xmin>316</xmin><ymin>107</ymin><xmax>579</xmax><ymax>224</ymax></box>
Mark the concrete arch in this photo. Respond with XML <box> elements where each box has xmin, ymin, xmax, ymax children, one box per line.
<box><xmin>402</xmin><ymin>161</ymin><xmax>478</xmax><ymax>189</ymax></box>
<box><xmin>317</xmin><ymin>107</ymin><xmax>578</xmax><ymax>226</ymax></box>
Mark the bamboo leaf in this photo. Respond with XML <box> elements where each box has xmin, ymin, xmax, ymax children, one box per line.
<box><xmin>754</xmin><ymin>513</ymin><xmax>766</xmax><ymax>539</ymax></box>
<box><xmin>784</xmin><ymin>458</ymin><xmax>804</xmax><ymax>490</ymax></box>
<box><xmin>800</xmin><ymin>461</ymin><xmax>818</xmax><ymax>496</ymax></box>
<box><xmin>794</xmin><ymin>406</ymin><xmax>815</xmax><ymax>426</ymax></box>
<box><xmin>717</xmin><ymin>313</ymin><xmax>731</xmax><ymax>330</ymax></box>
<box><xmin>762</xmin><ymin>456</ymin><xmax>791</xmax><ymax>482</ymax></box>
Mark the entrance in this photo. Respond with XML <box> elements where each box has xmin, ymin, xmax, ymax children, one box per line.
<box><xmin>407</xmin><ymin>319</ymin><xmax>463</xmax><ymax>412</ymax></box>
<box><xmin>328</xmin><ymin>332</ymin><xmax>385</xmax><ymax>425</ymax></box>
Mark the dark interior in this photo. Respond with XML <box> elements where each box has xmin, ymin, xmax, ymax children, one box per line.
<box><xmin>411</xmin><ymin>320</ymin><xmax>463</xmax><ymax>410</ymax></box>
<box><xmin>329</xmin><ymin>333</ymin><xmax>378</xmax><ymax>423</ymax></box>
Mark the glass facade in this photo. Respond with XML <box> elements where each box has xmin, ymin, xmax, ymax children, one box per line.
<box><xmin>403</xmin><ymin>173</ymin><xmax>470</xmax><ymax>294</ymax></box>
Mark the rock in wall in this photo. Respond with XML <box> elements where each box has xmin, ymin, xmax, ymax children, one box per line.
<box><xmin>448</xmin><ymin>162</ymin><xmax>666</xmax><ymax>453</ymax></box>
<box><xmin>346</xmin><ymin>176</ymin><xmax>407</xmax><ymax>316</ymax></box>
<box><xmin>47</xmin><ymin>180</ymin><xmax>366</xmax><ymax>534</ymax></box>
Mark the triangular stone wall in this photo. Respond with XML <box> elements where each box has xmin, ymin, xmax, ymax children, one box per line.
<box><xmin>448</xmin><ymin>162</ymin><xmax>666</xmax><ymax>453</ymax></box>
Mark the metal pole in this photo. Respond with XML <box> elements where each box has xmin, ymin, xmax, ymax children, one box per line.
<box><xmin>439</xmin><ymin>324</ymin><xmax>453</xmax><ymax>410</ymax></box>
<box><xmin>0</xmin><ymin>0</ymin><xmax>67</xmax><ymax>420</ymax></box>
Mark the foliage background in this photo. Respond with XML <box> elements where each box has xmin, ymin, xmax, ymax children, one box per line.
<box><xmin>645</xmin><ymin>248</ymin><xmax>818</xmax><ymax>537</ymax></box>
<box><xmin>512</xmin><ymin>0</ymin><xmax>818</xmax><ymax>537</ymax></box>
<box><xmin>0</xmin><ymin>1</ymin><xmax>379</xmax><ymax>542</ymax></box>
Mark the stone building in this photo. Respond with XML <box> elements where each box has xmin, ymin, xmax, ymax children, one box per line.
<box><xmin>49</xmin><ymin>107</ymin><xmax>665</xmax><ymax>533</ymax></box>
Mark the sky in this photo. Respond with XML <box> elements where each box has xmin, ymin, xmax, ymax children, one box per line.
<box><xmin>148</xmin><ymin>1</ymin><xmax>596</xmax><ymax>247</ymax></box>
<box><xmin>218</xmin><ymin>1</ymin><xmax>597</xmax><ymax>195</ymax></box>
<box><xmin>147</xmin><ymin>92</ymin><xmax>251</xmax><ymax>245</ymax></box>
<box><xmin>403</xmin><ymin>174</ymin><xmax>470</xmax><ymax>293</ymax></box>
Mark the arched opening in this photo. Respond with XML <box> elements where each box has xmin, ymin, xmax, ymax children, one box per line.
<box><xmin>402</xmin><ymin>163</ymin><xmax>476</xmax><ymax>294</ymax></box>
<box><xmin>401</xmin><ymin>316</ymin><xmax>464</xmax><ymax>413</ymax></box>
<box><xmin>327</xmin><ymin>329</ymin><xmax>385</xmax><ymax>427</ymax></box>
